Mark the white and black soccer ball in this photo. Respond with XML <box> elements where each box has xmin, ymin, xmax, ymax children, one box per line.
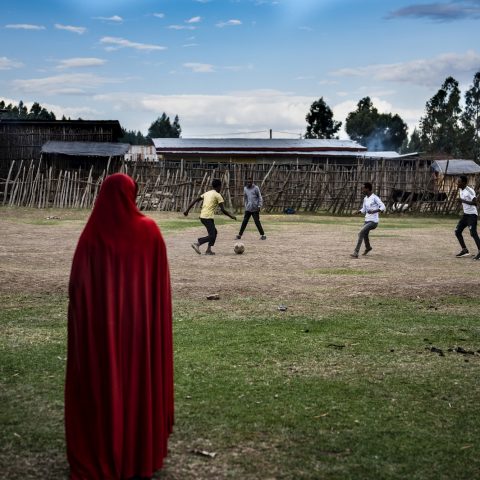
<box><xmin>234</xmin><ymin>242</ymin><xmax>245</xmax><ymax>254</ymax></box>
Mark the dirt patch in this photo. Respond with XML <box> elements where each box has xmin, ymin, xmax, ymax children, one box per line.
<box><xmin>1</xmin><ymin>209</ymin><xmax>480</xmax><ymax>305</ymax></box>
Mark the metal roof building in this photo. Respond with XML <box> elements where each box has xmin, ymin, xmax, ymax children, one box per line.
<box><xmin>153</xmin><ymin>138</ymin><xmax>364</xmax><ymax>163</ymax></box>
<box><xmin>41</xmin><ymin>141</ymin><xmax>130</xmax><ymax>174</ymax></box>
<box><xmin>152</xmin><ymin>138</ymin><xmax>416</xmax><ymax>164</ymax></box>
<box><xmin>42</xmin><ymin>141</ymin><xmax>130</xmax><ymax>157</ymax></box>
<box><xmin>432</xmin><ymin>159</ymin><xmax>480</xmax><ymax>175</ymax></box>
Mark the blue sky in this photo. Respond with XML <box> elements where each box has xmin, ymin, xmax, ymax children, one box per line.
<box><xmin>1</xmin><ymin>0</ymin><xmax>479</xmax><ymax>139</ymax></box>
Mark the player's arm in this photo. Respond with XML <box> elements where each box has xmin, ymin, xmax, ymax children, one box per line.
<box><xmin>368</xmin><ymin>197</ymin><xmax>386</xmax><ymax>214</ymax></box>
<box><xmin>257</xmin><ymin>187</ymin><xmax>263</xmax><ymax>209</ymax></box>
<box><xmin>184</xmin><ymin>197</ymin><xmax>202</xmax><ymax>216</ymax></box>
<box><xmin>219</xmin><ymin>202</ymin><xmax>237</xmax><ymax>220</ymax></box>
<box><xmin>461</xmin><ymin>196</ymin><xmax>477</xmax><ymax>205</ymax></box>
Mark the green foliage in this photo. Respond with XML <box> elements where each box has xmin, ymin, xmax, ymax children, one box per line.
<box><xmin>460</xmin><ymin>72</ymin><xmax>480</xmax><ymax>160</ymax></box>
<box><xmin>304</xmin><ymin>97</ymin><xmax>341</xmax><ymax>139</ymax></box>
<box><xmin>0</xmin><ymin>100</ymin><xmax>56</xmax><ymax>120</ymax></box>
<box><xmin>147</xmin><ymin>112</ymin><xmax>182</xmax><ymax>139</ymax></box>
<box><xmin>118</xmin><ymin>127</ymin><xmax>151</xmax><ymax>145</ymax></box>
<box><xmin>402</xmin><ymin>128</ymin><xmax>422</xmax><ymax>154</ymax></box>
<box><xmin>420</xmin><ymin>76</ymin><xmax>462</xmax><ymax>155</ymax></box>
<box><xmin>345</xmin><ymin>97</ymin><xmax>407</xmax><ymax>151</ymax></box>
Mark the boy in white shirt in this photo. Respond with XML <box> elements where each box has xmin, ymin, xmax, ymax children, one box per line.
<box><xmin>455</xmin><ymin>175</ymin><xmax>480</xmax><ymax>259</ymax></box>
<box><xmin>351</xmin><ymin>182</ymin><xmax>386</xmax><ymax>258</ymax></box>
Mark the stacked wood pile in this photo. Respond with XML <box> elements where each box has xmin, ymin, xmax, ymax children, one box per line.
<box><xmin>1</xmin><ymin>158</ymin><xmax>476</xmax><ymax>214</ymax></box>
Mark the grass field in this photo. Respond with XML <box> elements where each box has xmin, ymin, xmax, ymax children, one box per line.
<box><xmin>1</xmin><ymin>207</ymin><xmax>479</xmax><ymax>479</ymax></box>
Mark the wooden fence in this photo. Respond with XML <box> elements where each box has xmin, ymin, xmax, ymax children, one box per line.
<box><xmin>0</xmin><ymin>158</ymin><xmax>475</xmax><ymax>215</ymax></box>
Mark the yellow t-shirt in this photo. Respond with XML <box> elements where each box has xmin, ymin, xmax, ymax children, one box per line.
<box><xmin>200</xmin><ymin>190</ymin><xmax>224</xmax><ymax>219</ymax></box>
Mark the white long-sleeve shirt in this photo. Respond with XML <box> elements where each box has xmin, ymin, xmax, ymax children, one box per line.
<box><xmin>360</xmin><ymin>194</ymin><xmax>386</xmax><ymax>223</ymax></box>
<box><xmin>460</xmin><ymin>186</ymin><xmax>478</xmax><ymax>215</ymax></box>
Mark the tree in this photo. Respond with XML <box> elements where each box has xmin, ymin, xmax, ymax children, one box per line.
<box><xmin>406</xmin><ymin>128</ymin><xmax>422</xmax><ymax>153</ymax></box>
<box><xmin>118</xmin><ymin>128</ymin><xmax>151</xmax><ymax>145</ymax></box>
<box><xmin>345</xmin><ymin>97</ymin><xmax>407</xmax><ymax>151</ymax></box>
<box><xmin>460</xmin><ymin>71</ymin><xmax>480</xmax><ymax>160</ymax></box>
<box><xmin>0</xmin><ymin>100</ymin><xmax>55</xmax><ymax>120</ymax></box>
<box><xmin>147</xmin><ymin>112</ymin><xmax>182</xmax><ymax>138</ymax></box>
<box><xmin>172</xmin><ymin>115</ymin><xmax>182</xmax><ymax>138</ymax></box>
<box><xmin>304</xmin><ymin>97</ymin><xmax>341</xmax><ymax>139</ymax></box>
<box><xmin>419</xmin><ymin>76</ymin><xmax>462</xmax><ymax>155</ymax></box>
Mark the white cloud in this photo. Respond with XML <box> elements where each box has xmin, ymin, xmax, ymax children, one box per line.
<box><xmin>100</xmin><ymin>36</ymin><xmax>167</xmax><ymax>51</ymax></box>
<box><xmin>57</xmin><ymin>57</ymin><xmax>106</xmax><ymax>69</ymax></box>
<box><xmin>168</xmin><ymin>24</ymin><xmax>197</xmax><ymax>30</ymax></box>
<box><xmin>93</xmin><ymin>89</ymin><xmax>312</xmax><ymax>136</ymax></box>
<box><xmin>0</xmin><ymin>56</ymin><xmax>23</xmax><ymax>70</ymax></box>
<box><xmin>331</xmin><ymin>50</ymin><xmax>480</xmax><ymax>87</ymax></box>
<box><xmin>216</xmin><ymin>19</ymin><xmax>242</xmax><ymax>27</ymax></box>
<box><xmin>186</xmin><ymin>16</ymin><xmax>202</xmax><ymax>23</ymax></box>
<box><xmin>299</xmin><ymin>26</ymin><xmax>313</xmax><ymax>31</ymax></box>
<box><xmin>183</xmin><ymin>62</ymin><xmax>215</xmax><ymax>73</ymax></box>
<box><xmin>153</xmin><ymin>13</ymin><xmax>165</xmax><ymax>19</ymax></box>
<box><xmin>94</xmin><ymin>15</ymin><xmax>123</xmax><ymax>23</ymax></box>
<box><xmin>54</xmin><ymin>24</ymin><xmax>87</xmax><ymax>34</ymax></box>
<box><xmin>12</xmin><ymin>73</ymin><xmax>119</xmax><ymax>95</ymax></box>
<box><xmin>5</xmin><ymin>23</ymin><xmax>45</xmax><ymax>30</ymax></box>
<box><xmin>183</xmin><ymin>43</ymin><xmax>199</xmax><ymax>48</ymax></box>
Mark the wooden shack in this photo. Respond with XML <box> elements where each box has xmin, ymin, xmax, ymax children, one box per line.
<box><xmin>431</xmin><ymin>159</ymin><xmax>480</xmax><ymax>191</ymax></box>
<box><xmin>41</xmin><ymin>141</ymin><xmax>130</xmax><ymax>175</ymax></box>
<box><xmin>0</xmin><ymin>119</ymin><xmax>122</xmax><ymax>176</ymax></box>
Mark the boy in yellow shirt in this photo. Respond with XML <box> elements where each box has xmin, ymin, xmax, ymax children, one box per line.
<box><xmin>184</xmin><ymin>179</ymin><xmax>236</xmax><ymax>255</ymax></box>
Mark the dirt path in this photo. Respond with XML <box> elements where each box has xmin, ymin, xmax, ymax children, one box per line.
<box><xmin>1</xmin><ymin>209</ymin><xmax>479</xmax><ymax>304</ymax></box>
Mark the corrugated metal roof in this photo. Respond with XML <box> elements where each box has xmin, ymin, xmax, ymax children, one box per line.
<box><xmin>155</xmin><ymin>149</ymin><xmax>413</xmax><ymax>159</ymax></box>
<box><xmin>432</xmin><ymin>159</ymin><xmax>480</xmax><ymax>175</ymax></box>
<box><xmin>42</xmin><ymin>141</ymin><xmax>130</xmax><ymax>157</ymax></box>
<box><xmin>152</xmin><ymin>138</ymin><xmax>366</xmax><ymax>152</ymax></box>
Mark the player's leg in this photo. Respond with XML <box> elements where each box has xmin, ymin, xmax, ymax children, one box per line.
<box><xmin>205</xmin><ymin>220</ymin><xmax>217</xmax><ymax>255</ymax></box>
<box><xmin>351</xmin><ymin>222</ymin><xmax>368</xmax><ymax>257</ymax></box>
<box><xmin>455</xmin><ymin>216</ymin><xmax>469</xmax><ymax>256</ymax></box>
<box><xmin>467</xmin><ymin>215</ymin><xmax>480</xmax><ymax>259</ymax></box>
<box><xmin>237</xmin><ymin>211</ymin><xmax>252</xmax><ymax>239</ymax></box>
<box><xmin>362</xmin><ymin>222</ymin><xmax>377</xmax><ymax>255</ymax></box>
<box><xmin>252</xmin><ymin>211</ymin><xmax>266</xmax><ymax>239</ymax></box>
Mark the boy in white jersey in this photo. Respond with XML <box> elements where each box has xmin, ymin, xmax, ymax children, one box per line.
<box><xmin>351</xmin><ymin>182</ymin><xmax>386</xmax><ymax>258</ymax></box>
<box><xmin>455</xmin><ymin>175</ymin><xmax>480</xmax><ymax>259</ymax></box>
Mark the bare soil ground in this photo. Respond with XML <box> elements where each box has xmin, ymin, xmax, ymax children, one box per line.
<box><xmin>1</xmin><ymin>208</ymin><xmax>479</xmax><ymax>305</ymax></box>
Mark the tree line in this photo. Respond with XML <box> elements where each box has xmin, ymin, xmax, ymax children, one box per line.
<box><xmin>304</xmin><ymin>71</ymin><xmax>480</xmax><ymax>160</ymax></box>
<box><xmin>0</xmin><ymin>100</ymin><xmax>57</xmax><ymax>120</ymax></box>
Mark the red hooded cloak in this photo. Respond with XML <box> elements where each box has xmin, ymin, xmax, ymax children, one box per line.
<box><xmin>65</xmin><ymin>174</ymin><xmax>173</xmax><ymax>480</ymax></box>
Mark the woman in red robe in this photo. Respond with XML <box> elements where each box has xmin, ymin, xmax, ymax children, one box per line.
<box><xmin>65</xmin><ymin>173</ymin><xmax>174</xmax><ymax>480</ymax></box>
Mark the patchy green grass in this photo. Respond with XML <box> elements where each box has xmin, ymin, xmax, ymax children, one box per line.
<box><xmin>1</xmin><ymin>293</ymin><xmax>479</xmax><ymax>479</ymax></box>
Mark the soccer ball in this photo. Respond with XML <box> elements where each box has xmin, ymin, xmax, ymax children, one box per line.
<box><xmin>234</xmin><ymin>242</ymin><xmax>245</xmax><ymax>254</ymax></box>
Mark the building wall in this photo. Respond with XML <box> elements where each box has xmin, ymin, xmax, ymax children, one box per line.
<box><xmin>0</xmin><ymin>122</ymin><xmax>120</xmax><ymax>176</ymax></box>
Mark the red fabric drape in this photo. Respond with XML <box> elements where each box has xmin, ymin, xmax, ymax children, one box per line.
<box><xmin>65</xmin><ymin>173</ymin><xmax>174</xmax><ymax>480</ymax></box>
